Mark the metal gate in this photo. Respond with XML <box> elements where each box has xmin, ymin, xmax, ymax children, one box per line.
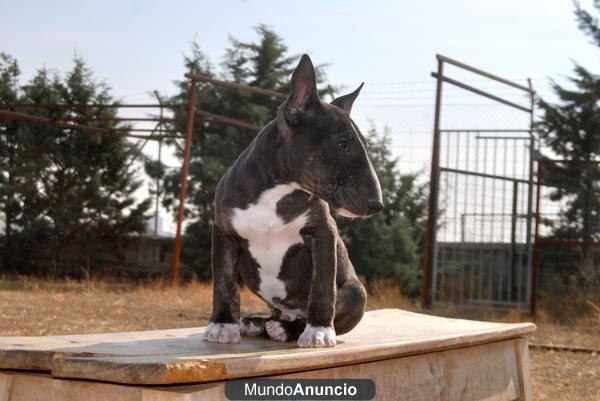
<box><xmin>422</xmin><ymin>55</ymin><xmax>536</xmax><ymax>312</ymax></box>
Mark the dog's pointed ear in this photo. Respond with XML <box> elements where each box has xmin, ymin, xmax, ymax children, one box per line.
<box><xmin>331</xmin><ymin>83</ymin><xmax>364</xmax><ymax>115</ymax></box>
<box><xmin>284</xmin><ymin>54</ymin><xmax>320</xmax><ymax>125</ymax></box>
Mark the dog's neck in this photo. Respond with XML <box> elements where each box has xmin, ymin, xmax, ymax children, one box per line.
<box><xmin>232</xmin><ymin>119</ymin><xmax>298</xmax><ymax>196</ymax></box>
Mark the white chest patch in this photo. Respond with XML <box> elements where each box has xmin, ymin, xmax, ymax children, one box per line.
<box><xmin>231</xmin><ymin>183</ymin><xmax>309</xmax><ymax>303</ymax></box>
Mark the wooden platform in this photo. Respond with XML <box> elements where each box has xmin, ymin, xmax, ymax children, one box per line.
<box><xmin>0</xmin><ymin>309</ymin><xmax>535</xmax><ymax>400</ymax></box>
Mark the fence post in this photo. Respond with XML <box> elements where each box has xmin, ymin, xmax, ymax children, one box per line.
<box><xmin>171</xmin><ymin>79</ymin><xmax>197</xmax><ymax>283</ymax></box>
<box><xmin>531</xmin><ymin>160</ymin><xmax>543</xmax><ymax>315</ymax></box>
<box><xmin>511</xmin><ymin>180</ymin><xmax>519</xmax><ymax>297</ymax></box>
<box><xmin>422</xmin><ymin>56</ymin><xmax>444</xmax><ymax>308</ymax></box>
<box><xmin>525</xmin><ymin>78</ymin><xmax>536</xmax><ymax>313</ymax></box>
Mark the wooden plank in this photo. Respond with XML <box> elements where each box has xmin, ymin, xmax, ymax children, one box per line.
<box><xmin>0</xmin><ymin>309</ymin><xmax>536</xmax><ymax>385</ymax></box>
<box><xmin>0</xmin><ymin>339</ymin><xmax>528</xmax><ymax>401</ymax></box>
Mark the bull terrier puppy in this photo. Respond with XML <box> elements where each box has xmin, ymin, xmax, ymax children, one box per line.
<box><xmin>203</xmin><ymin>54</ymin><xmax>383</xmax><ymax>348</ymax></box>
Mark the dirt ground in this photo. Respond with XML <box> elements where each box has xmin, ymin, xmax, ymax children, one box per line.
<box><xmin>0</xmin><ymin>278</ymin><xmax>598</xmax><ymax>400</ymax></box>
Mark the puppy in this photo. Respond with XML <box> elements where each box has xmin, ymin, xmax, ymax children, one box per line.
<box><xmin>203</xmin><ymin>54</ymin><xmax>383</xmax><ymax>348</ymax></box>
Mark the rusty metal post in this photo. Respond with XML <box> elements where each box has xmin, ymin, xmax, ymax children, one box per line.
<box><xmin>185</xmin><ymin>73</ymin><xmax>287</xmax><ymax>99</ymax></box>
<box><xmin>170</xmin><ymin>79</ymin><xmax>197</xmax><ymax>283</ymax></box>
<box><xmin>531</xmin><ymin>160</ymin><xmax>543</xmax><ymax>316</ymax></box>
<box><xmin>525</xmin><ymin>78</ymin><xmax>536</xmax><ymax>314</ymax></box>
<box><xmin>422</xmin><ymin>56</ymin><xmax>444</xmax><ymax>308</ymax></box>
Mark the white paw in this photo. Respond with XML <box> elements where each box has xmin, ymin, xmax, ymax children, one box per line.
<box><xmin>202</xmin><ymin>322</ymin><xmax>241</xmax><ymax>343</ymax></box>
<box><xmin>265</xmin><ymin>320</ymin><xmax>288</xmax><ymax>342</ymax></box>
<box><xmin>298</xmin><ymin>325</ymin><xmax>336</xmax><ymax>348</ymax></box>
<box><xmin>239</xmin><ymin>318</ymin><xmax>264</xmax><ymax>336</ymax></box>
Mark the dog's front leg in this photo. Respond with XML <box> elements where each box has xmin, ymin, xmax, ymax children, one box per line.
<box><xmin>298</xmin><ymin>228</ymin><xmax>337</xmax><ymax>348</ymax></box>
<box><xmin>202</xmin><ymin>224</ymin><xmax>241</xmax><ymax>343</ymax></box>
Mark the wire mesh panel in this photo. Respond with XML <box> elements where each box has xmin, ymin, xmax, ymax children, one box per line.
<box><xmin>422</xmin><ymin>56</ymin><xmax>536</xmax><ymax>313</ymax></box>
<box><xmin>431</xmin><ymin>130</ymin><xmax>535</xmax><ymax>311</ymax></box>
<box><xmin>423</xmin><ymin>55</ymin><xmax>536</xmax><ymax>312</ymax></box>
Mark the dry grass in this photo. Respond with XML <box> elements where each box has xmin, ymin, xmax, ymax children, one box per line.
<box><xmin>0</xmin><ymin>277</ymin><xmax>599</xmax><ymax>400</ymax></box>
<box><xmin>530</xmin><ymin>292</ymin><xmax>600</xmax><ymax>349</ymax></box>
<box><xmin>409</xmin><ymin>291</ymin><xmax>600</xmax><ymax>350</ymax></box>
<box><xmin>0</xmin><ymin>278</ymin><xmax>268</xmax><ymax>336</ymax></box>
<box><xmin>364</xmin><ymin>278</ymin><xmax>421</xmax><ymax>311</ymax></box>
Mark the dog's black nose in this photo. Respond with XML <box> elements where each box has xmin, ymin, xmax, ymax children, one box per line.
<box><xmin>367</xmin><ymin>199</ymin><xmax>384</xmax><ymax>213</ymax></box>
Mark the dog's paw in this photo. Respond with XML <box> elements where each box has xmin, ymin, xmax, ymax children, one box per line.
<box><xmin>265</xmin><ymin>320</ymin><xmax>288</xmax><ymax>342</ymax></box>
<box><xmin>202</xmin><ymin>322</ymin><xmax>241</xmax><ymax>343</ymax></box>
<box><xmin>298</xmin><ymin>325</ymin><xmax>336</xmax><ymax>348</ymax></box>
<box><xmin>239</xmin><ymin>317</ymin><xmax>264</xmax><ymax>336</ymax></box>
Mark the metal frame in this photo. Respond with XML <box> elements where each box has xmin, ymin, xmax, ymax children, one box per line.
<box><xmin>0</xmin><ymin>103</ymin><xmax>183</xmax><ymax>246</ymax></box>
<box><xmin>1</xmin><ymin>85</ymin><xmax>277</xmax><ymax>282</ymax></box>
<box><xmin>0</xmin><ymin>109</ymin><xmax>177</xmax><ymax>140</ymax></box>
<box><xmin>422</xmin><ymin>54</ymin><xmax>536</xmax><ymax>312</ymax></box>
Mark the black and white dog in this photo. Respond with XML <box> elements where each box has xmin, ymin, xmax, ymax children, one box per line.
<box><xmin>202</xmin><ymin>54</ymin><xmax>383</xmax><ymax>348</ymax></box>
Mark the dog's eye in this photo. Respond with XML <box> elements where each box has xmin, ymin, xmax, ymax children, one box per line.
<box><xmin>337</xmin><ymin>139</ymin><xmax>349</xmax><ymax>152</ymax></box>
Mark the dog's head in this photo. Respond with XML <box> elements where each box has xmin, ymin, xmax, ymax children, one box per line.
<box><xmin>277</xmin><ymin>54</ymin><xmax>383</xmax><ymax>217</ymax></box>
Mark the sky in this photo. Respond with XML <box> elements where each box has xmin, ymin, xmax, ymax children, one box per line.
<box><xmin>2</xmin><ymin>1</ymin><xmax>598</xmax><ymax>96</ymax></box>
<box><xmin>2</xmin><ymin>0</ymin><xmax>599</xmax><ymax>233</ymax></box>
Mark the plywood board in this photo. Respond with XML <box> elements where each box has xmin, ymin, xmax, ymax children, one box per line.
<box><xmin>0</xmin><ymin>309</ymin><xmax>535</xmax><ymax>385</ymax></box>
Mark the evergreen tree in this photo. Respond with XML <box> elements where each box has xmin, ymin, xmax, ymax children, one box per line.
<box><xmin>1</xmin><ymin>56</ymin><xmax>151</xmax><ymax>273</ymax></box>
<box><xmin>537</xmin><ymin>2</ymin><xmax>600</xmax><ymax>243</ymax></box>
<box><xmin>0</xmin><ymin>53</ymin><xmax>24</xmax><ymax>265</ymax></box>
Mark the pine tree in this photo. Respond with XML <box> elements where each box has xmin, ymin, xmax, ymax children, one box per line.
<box><xmin>1</xmin><ymin>56</ymin><xmax>151</xmax><ymax>273</ymax></box>
<box><xmin>0</xmin><ymin>53</ymin><xmax>24</xmax><ymax>265</ymax></box>
<box><xmin>537</xmin><ymin>2</ymin><xmax>600</xmax><ymax>244</ymax></box>
<box><xmin>535</xmin><ymin>2</ymin><xmax>600</xmax><ymax>289</ymax></box>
